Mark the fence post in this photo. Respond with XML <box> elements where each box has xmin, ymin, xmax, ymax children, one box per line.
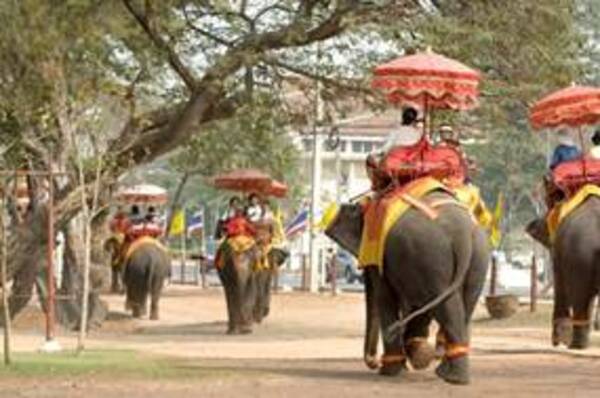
<box><xmin>530</xmin><ymin>254</ymin><xmax>538</xmax><ymax>313</ymax></box>
<box><xmin>489</xmin><ymin>252</ymin><xmax>497</xmax><ymax>296</ymax></box>
<box><xmin>301</xmin><ymin>254</ymin><xmax>307</xmax><ymax>291</ymax></box>
<box><xmin>200</xmin><ymin>257</ymin><xmax>207</xmax><ymax>289</ymax></box>
<box><xmin>330</xmin><ymin>254</ymin><xmax>337</xmax><ymax>296</ymax></box>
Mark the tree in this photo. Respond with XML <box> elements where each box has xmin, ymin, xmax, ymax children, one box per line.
<box><xmin>0</xmin><ymin>0</ymin><xmax>426</xmax><ymax>322</ymax></box>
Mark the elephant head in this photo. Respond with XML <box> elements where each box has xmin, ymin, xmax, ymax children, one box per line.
<box><xmin>323</xmin><ymin>203</ymin><xmax>363</xmax><ymax>257</ymax></box>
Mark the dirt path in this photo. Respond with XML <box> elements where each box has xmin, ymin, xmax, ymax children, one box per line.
<box><xmin>3</xmin><ymin>284</ymin><xmax>600</xmax><ymax>397</ymax></box>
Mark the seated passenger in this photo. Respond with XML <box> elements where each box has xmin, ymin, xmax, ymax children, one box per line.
<box><xmin>550</xmin><ymin>130</ymin><xmax>581</xmax><ymax>169</ymax></box>
<box><xmin>589</xmin><ymin>130</ymin><xmax>600</xmax><ymax>159</ymax></box>
<box><xmin>245</xmin><ymin>193</ymin><xmax>265</xmax><ymax>224</ymax></box>
<box><xmin>380</xmin><ymin>107</ymin><xmax>423</xmax><ymax>153</ymax></box>
<box><xmin>109</xmin><ymin>206</ymin><xmax>129</xmax><ymax>234</ymax></box>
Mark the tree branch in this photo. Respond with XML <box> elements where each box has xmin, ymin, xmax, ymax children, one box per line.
<box><xmin>122</xmin><ymin>0</ymin><xmax>197</xmax><ymax>89</ymax></box>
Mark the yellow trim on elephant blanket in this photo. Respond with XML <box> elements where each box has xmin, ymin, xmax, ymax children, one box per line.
<box><xmin>453</xmin><ymin>184</ymin><xmax>493</xmax><ymax>228</ymax></box>
<box><xmin>358</xmin><ymin>177</ymin><xmax>448</xmax><ymax>270</ymax></box>
<box><xmin>124</xmin><ymin>236</ymin><xmax>169</xmax><ymax>262</ymax></box>
<box><xmin>254</xmin><ymin>244</ymin><xmax>272</xmax><ymax>272</ymax></box>
<box><xmin>547</xmin><ymin>184</ymin><xmax>600</xmax><ymax>242</ymax></box>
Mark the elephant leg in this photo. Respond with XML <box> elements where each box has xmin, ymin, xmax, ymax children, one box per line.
<box><xmin>433</xmin><ymin>292</ymin><xmax>470</xmax><ymax>385</ymax></box>
<box><xmin>378</xmin><ymin>278</ymin><xmax>407</xmax><ymax>377</ymax></box>
<box><xmin>403</xmin><ymin>312</ymin><xmax>436</xmax><ymax>370</ymax></box>
<box><xmin>149</xmin><ymin>273</ymin><xmax>164</xmax><ymax>321</ymax></box>
<box><xmin>552</xmin><ymin>255</ymin><xmax>572</xmax><ymax>347</ymax></box>
<box><xmin>218</xmin><ymin>267</ymin><xmax>236</xmax><ymax>334</ymax></box>
<box><xmin>111</xmin><ymin>265</ymin><xmax>121</xmax><ymax>294</ymax></box>
<box><xmin>569</xmin><ymin>289</ymin><xmax>596</xmax><ymax>349</ymax></box>
<box><xmin>262</xmin><ymin>271</ymin><xmax>273</xmax><ymax>319</ymax></box>
<box><xmin>363</xmin><ymin>268</ymin><xmax>381</xmax><ymax>370</ymax></box>
<box><xmin>594</xmin><ymin>296</ymin><xmax>600</xmax><ymax>331</ymax></box>
<box><xmin>238</xmin><ymin>271</ymin><xmax>256</xmax><ymax>334</ymax></box>
<box><xmin>252</xmin><ymin>271</ymin><xmax>265</xmax><ymax>323</ymax></box>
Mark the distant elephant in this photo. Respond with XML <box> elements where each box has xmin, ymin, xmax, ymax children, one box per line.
<box><xmin>527</xmin><ymin>197</ymin><xmax>600</xmax><ymax>348</ymax></box>
<box><xmin>325</xmin><ymin>191</ymin><xmax>489</xmax><ymax>385</ymax></box>
<box><xmin>217</xmin><ymin>242</ymin><xmax>258</xmax><ymax>334</ymax></box>
<box><xmin>122</xmin><ymin>240</ymin><xmax>171</xmax><ymax>320</ymax></box>
<box><xmin>104</xmin><ymin>235</ymin><xmax>125</xmax><ymax>294</ymax></box>
<box><xmin>253</xmin><ymin>247</ymin><xmax>289</xmax><ymax>324</ymax></box>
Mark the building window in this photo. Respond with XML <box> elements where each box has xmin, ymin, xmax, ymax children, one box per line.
<box><xmin>352</xmin><ymin>141</ymin><xmax>363</xmax><ymax>153</ymax></box>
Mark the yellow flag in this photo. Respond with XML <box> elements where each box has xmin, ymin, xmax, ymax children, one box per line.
<box><xmin>273</xmin><ymin>206</ymin><xmax>286</xmax><ymax>244</ymax></box>
<box><xmin>169</xmin><ymin>209</ymin><xmax>185</xmax><ymax>236</ymax></box>
<box><xmin>489</xmin><ymin>192</ymin><xmax>504</xmax><ymax>248</ymax></box>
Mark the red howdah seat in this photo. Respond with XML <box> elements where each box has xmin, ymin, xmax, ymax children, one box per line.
<box><xmin>381</xmin><ymin>140</ymin><xmax>467</xmax><ymax>185</ymax></box>
<box><xmin>552</xmin><ymin>158</ymin><xmax>600</xmax><ymax>197</ymax></box>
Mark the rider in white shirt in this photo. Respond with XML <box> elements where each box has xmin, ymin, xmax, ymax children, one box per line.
<box><xmin>380</xmin><ymin>107</ymin><xmax>423</xmax><ymax>153</ymax></box>
<box><xmin>589</xmin><ymin>130</ymin><xmax>600</xmax><ymax>159</ymax></box>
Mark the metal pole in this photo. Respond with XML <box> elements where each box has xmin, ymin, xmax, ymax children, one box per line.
<box><xmin>44</xmin><ymin>164</ymin><xmax>59</xmax><ymax>351</ymax></box>
<box><xmin>301</xmin><ymin>254</ymin><xmax>307</xmax><ymax>291</ymax></box>
<box><xmin>180</xmin><ymin>232</ymin><xmax>186</xmax><ymax>284</ymax></box>
<box><xmin>200</xmin><ymin>257</ymin><xmax>207</xmax><ymax>289</ymax></box>
<box><xmin>489</xmin><ymin>253</ymin><xmax>497</xmax><ymax>296</ymax></box>
<box><xmin>530</xmin><ymin>254</ymin><xmax>538</xmax><ymax>313</ymax></box>
<box><xmin>1</xmin><ymin>188</ymin><xmax>12</xmax><ymax>365</ymax></box>
<box><xmin>335</xmin><ymin>138</ymin><xmax>342</xmax><ymax>204</ymax></box>
<box><xmin>330</xmin><ymin>251</ymin><xmax>337</xmax><ymax>297</ymax></box>
<box><xmin>309</xmin><ymin>75</ymin><xmax>324</xmax><ymax>294</ymax></box>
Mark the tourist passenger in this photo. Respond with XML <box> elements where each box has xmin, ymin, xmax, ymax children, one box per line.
<box><xmin>245</xmin><ymin>193</ymin><xmax>265</xmax><ymax>223</ymax></box>
<box><xmin>589</xmin><ymin>130</ymin><xmax>600</xmax><ymax>159</ymax></box>
<box><xmin>550</xmin><ymin>130</ymin><xmax>581</xmax><ymax>169</ymax></box>
<box><xmin>380</xmin><ymin>107</ymin><xmax>423</xmax><ymax>153</ymax></box>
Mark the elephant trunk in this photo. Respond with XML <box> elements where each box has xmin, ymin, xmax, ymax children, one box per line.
<box><xmin>363</xmin><ymin>267</ymin><xmax>381</xmax><ymax>369</ymax></box>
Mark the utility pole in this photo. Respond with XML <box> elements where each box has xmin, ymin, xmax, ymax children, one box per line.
<box><xmin>309</xmin><ymin>85</ymin><xmax>323</xmax><ymax>293</ymax></box>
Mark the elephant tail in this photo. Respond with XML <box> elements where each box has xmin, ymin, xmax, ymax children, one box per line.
<box><xmin>384</xmin><ymin>227</ymin><xmax>473</xmax><ymax>343</ymax></box>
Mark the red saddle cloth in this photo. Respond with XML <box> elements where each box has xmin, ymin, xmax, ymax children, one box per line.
<box><xmin>126</xmin><ymin>222</ymin><xmax>163</xmax><ymax>240</ymax></box>
<box><xmin>552</xmin><ymin>158</ymin><xmax>600</xmax><ymax>197</ymax></box>
<box><xmin>381</xmin><ymin>139</ymin><xmax>467</xmax><ymax>184</ymax></box>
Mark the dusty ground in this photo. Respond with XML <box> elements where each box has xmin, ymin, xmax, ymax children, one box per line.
<box><xmin>2</xmin><ymin>284</ymin><xmax>600</xmax><ymax>397</ymax></box>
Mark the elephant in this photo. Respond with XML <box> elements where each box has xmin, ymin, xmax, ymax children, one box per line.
<box><xmin>325</xmin><ymin>191</ymin><xmax>489</xmax><ymax>385</ymax></box>
<box><xmin>217</xmin><ymin>242</ymin><xmax>259</xmax><ymax>334</ymax></box>
<box><xmin>122</xmin><ymin>240</ymin><xmax>171</xmax><ymax>320</ymax></box>
<box><xmin>104</xmin><ymin>235</ymin><xmax>125</xmax><ymax>294</ymax></box>
<box><xmin>527</xmin><ymin>197</ymin><xmax>600</xmax><ymax>348</ymax></box>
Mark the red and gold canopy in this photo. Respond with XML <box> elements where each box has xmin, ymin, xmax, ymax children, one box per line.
<box><xmin>372</xmin><ymin>49</ymin><xmax>481</xmax><ymax>111</ymax></box>
<box><xmin>529</xmin><ymin>85</ymin><xmax>600</xmax><ymax>130</ymax></box>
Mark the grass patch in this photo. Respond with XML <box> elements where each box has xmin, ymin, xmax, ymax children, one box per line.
<box><xmin>0</xmin><ymin>350</ymin><xmax>234</xmax><ymax>380</ymax></box>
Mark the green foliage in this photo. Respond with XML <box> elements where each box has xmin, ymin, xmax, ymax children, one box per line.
<box><xmin>415</xmin><ymin>0</ymin><xmax>582</xmax><ymax>232</ymax></box>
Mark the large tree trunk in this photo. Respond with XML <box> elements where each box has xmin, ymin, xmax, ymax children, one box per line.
<box><xmin>0</xmin><ymin>206</ymin><xmax>107</xmax><ymax>329</ymax></box>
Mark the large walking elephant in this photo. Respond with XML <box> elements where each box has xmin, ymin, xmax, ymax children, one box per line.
<box><xmin>217</xmin><ymin>243</ymin><xmax>259</xmax><ymax>334</ymax></box>
<box><xmin>325</xmin><ymin>191</ymin><xmax>489</xmax><ymax>385</ymax></box>
<box><xmin>122</xmin><ymin>240</ymin><xmax>171</xmax><ymax>320</ymax></box>
<box><xmin>527</xmin><ymin>196</ymin><xmax>600</xmax><ymax>348</ymax></box>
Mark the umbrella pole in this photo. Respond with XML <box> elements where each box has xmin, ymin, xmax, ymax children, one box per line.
<box><xmin>578</xmin><ymin>127</ymin><xmax>588</xmax><ymax>180</ymax></box>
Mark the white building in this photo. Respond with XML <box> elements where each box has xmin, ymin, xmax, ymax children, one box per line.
<box><xmin>294</xmin><ymin>112</ymin><xmax>396</xmax><ymax>202</ymax></box>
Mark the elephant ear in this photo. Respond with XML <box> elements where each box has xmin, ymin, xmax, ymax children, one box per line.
<box><xmin>526</xmin><ymin>218</ymin><xmax>551</xmax><ymax>248</ymax></box>
<box><xmin>324</xmin><ymin>204</ymin><xmax>363</xmax><ymax>258</ymax></box>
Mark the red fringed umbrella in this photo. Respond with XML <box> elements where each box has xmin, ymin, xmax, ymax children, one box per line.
<box><xmin>529</xmin><ymin>85</ymin><xmax>600</xmax><ymax>130</ymax></box>
<box><xmin>264</xmin><ymin>180</ymin><xmax>288</xmax><ymax>198</ymax></box>
<box><xmin>116</xmin><ymin>184</ymin><xmax>168</xmax><ymax>205</ymax></box>
<box><xmin>212</xmin><ymin>169</ymin><xmax>273</xmax><ymax>192</ymax></box>
<box><xmin>372</xmin><ymin>49</ymin><xmax>481</xmax><ymax>111</ymax></box>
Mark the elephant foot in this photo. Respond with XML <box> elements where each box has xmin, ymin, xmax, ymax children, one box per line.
<box><xmin>435</xmin><ymin>356</ymin><xmax>470</xmax><ymax>385</ymax></box>
<box><xmin>132</xmin><ymin>307</ymin><xmax>142</xmax><ymax>318</ymax></box>
<box><xmin>378</xmin><ymin>354</ymin><xmax>407</xmax><ymax>377</ymax></box>
<box><xmin>406</xmin><ymin>339</ymin><xmax>436</xmax><ymax>370</ymax></box>
<box><xmin>552</xmin><ymin>318</ymin><xmax>572</xmax><ymax>347</ymax></box>
<box><xmin>569</xmin><ymin>325</ymin><xmax>590</xmax><ymax>350</ymax></box>
<box><xmin>239</xmin><ymin>324</ymin><xmax>253</xmax><ymax>334</ymax></box>
<box><xmin>150</xmin><ymin>309</ymin><xmax>159</xmax><ymax>321</ymax></box>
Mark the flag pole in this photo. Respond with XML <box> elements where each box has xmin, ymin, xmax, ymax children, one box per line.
<box><xmin>180</xmin><ymin>206</ymin><xmax>186</xmax><ymax>284</ymax></box>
